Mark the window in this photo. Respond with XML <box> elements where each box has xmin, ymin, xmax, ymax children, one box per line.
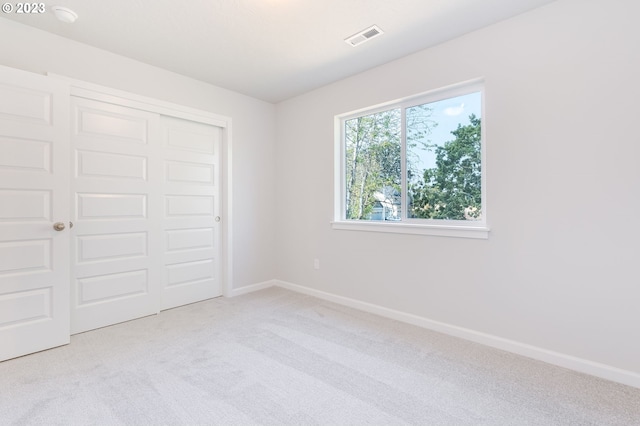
<box><xmin>334</xmin><ymin>80</ymin><xmax>488</xmax><ymax>239</ymax></box>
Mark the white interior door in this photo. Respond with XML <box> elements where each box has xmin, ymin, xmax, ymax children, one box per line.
<box><xmin>160</xmin><ymin>116</ymin><xmax>222</xmax><ymax>310</ymax></box>
<box><xmin>0</xmin><ymin>66</ymin><xmax>70</xmax><ymax>361</ymax></box>
<box><xmin>70</xmin><ymin>97</ymin><xmax>162</xmax><ymax>334</ymax></box>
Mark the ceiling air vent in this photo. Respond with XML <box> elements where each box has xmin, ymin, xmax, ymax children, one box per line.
<box><xmin>345</xmin><ymin>25</ymin><xmax>384</xmax><ymax>47</ymax></box>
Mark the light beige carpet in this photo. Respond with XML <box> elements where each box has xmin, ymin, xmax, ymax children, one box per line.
<box><xmin>1</xmin><ymin>287</ymin><xmax>639</xmax><ymax>425</ymax></box>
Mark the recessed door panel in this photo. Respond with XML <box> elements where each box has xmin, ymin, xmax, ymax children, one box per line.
<box><xmin>166</xmin><ymin>195</ymin><xmax>214</xmax><ymax>217</ymax></box>
<box><xmin>166</xmin><ymin>161</ymin><xmax>214</xmax><ymax>185</ymax></box>
<box><xmin>77</xmin><ymin>150</ymin><xmax>147</xmax><ymax>180</ymax></box>
<box><xmin>0</xmin><ymin>83</ymin><xmax>52</xmax><ymax>126</ymax></box>
<box><xmin>77</xmin><ymin>232</ymin><xmax>147</xmax><ymax>263</ymax></box>
<box><xmin>77</xmin><ymin>270</ymin><xmax>148</xmax><ymax>306</ymax></box>
<box><xmin>0</xmin><ymin>240</ymin><xmax>51</xmax><ymax>275</ymax></box>
<box><xmin>77</xmin><ymin>193</ymin><xmax>147</xmax><ymax>220</ymax></box>
<box><xmin>166</xmin><ymin>228</ymin><xmax>214</xmax><ymax>252</ymax></box>
<box><xmin>167</xmin><ymin>259</ymin><xmax>214</xmax><ymax>287</ymax></box>
<box><xmin>166</xmin><ymin>126</ymin><xmax>217</xmax><ymax>154</ymax></box>
<box><xmin>75</xmin><ymin>107</ymin><xmax>148</xmax><ymax>144</ymax></box>
<box><xmin>0</xmin><ymin>288</ymin><xmax>51</xmax><ymax>328</ymax></box>
<box><xmin>0</xmin><ymin>190</ymin><xmax>51</xmax><ymax>222</ymax></box>
<box><xmin>0</xmin><ymin>136</ymin><xmax>51</xmax><ymax>172</ymax></box>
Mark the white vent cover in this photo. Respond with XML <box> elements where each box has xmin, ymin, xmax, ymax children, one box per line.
<box><xmin>345</xmin><ymin>25</ymin><xmax>384</xmax><ymax>47</ymax></box>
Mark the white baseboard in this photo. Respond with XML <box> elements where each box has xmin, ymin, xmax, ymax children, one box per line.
<box><xmin>269</xmin><ymin>279</ymin><xmax>640</xmax><ymax>390</ymax></box>
<box><xmin>228</xmin><ymin>279</ymin><xmax>277</xmax><ymax>297</ymax></box>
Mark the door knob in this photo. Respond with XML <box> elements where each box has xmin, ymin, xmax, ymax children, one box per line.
<box><xmin>53</xmin><ymin>222</ymin><xmax>66</xmax><ymax>231</ymax></box>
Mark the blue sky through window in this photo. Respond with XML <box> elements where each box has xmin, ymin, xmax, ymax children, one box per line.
<box><xmin>409</xmin><ymin>91</ymin><xmax>482</xmax><ymax>173</ymax></box>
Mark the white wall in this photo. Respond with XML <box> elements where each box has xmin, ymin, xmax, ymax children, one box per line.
<box><xmin>0</xmin><ymin>18</ymin><xmax>277</xmax><ymax>290</ymax></box>
<box><xmin>275</xmin><ymin>0</ymin><xmax>640</xmax><ymax>379</ymax></box>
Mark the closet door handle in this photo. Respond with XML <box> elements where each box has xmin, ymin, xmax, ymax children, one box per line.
<box><xmin>53</xmin><ymin>222</ymin><xmax>66</xmax><ymax>231</ymax></box>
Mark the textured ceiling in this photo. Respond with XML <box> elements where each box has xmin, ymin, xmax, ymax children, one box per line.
<box><xmin>1</xmin><ymin>0</ymin><xmax>557</xmax><ymax>103</ymax></box>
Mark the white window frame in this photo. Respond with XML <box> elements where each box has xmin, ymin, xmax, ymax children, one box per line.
<box><xmin>332</xmin><ymin>79</ymin><xmax>489</xmax><ymax>239</ymax></box>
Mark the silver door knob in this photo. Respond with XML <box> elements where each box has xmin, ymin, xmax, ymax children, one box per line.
<box><xmin>215</xmin><ymin>216</ymin><xmax>221</xmax><ymax>222</ymax></box>
<box><xmin>53</xmin><ymin>222</ymin><xmax>66</xmax><ymax>231</ymax></box>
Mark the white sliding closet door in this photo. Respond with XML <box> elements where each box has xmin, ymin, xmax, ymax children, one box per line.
<box><xmin>70</xmin><ymin>97</ymin><xmax>162</xmax><ymax>334</ymax></box>
<box><xmin>160</xmin><ymin>116</ymin><xmax>222</xmax><ymax>310</ymax></box>
<box><xmin>0</xmin><ymin>66</ymin><xmax>70</xmax><ymax>361</ymax></box>
<box><xmin>70</xmin><ymin>96</ymin><xmax>224</xmax><ymax>333</ymax></box>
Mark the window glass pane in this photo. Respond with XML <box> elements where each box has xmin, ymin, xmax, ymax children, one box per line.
<box><xmin>407</xmin><ymin>92</ymin><xmax>482</xmax><ymax>220</ymax></box>
<box><xmin>344</xmin><ymin>108</ymin><xmax>401</xmax><ymax>221</ymax></box>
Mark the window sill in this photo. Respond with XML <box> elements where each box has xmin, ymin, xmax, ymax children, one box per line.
<box><xmin>331</xmin><ymin>221</ymin><xmax>489</xmax><ymax>239</ymax></box>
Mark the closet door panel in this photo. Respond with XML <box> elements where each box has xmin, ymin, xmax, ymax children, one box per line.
<box><xmin>160</xmin><ymin>116</ymin><xmax>222</xmax><ymax>310</ymax></box>
<box><xmin>70</xmin><ymin>97</ymin><xmax>162</xmax><ymax>334</ymax></box>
